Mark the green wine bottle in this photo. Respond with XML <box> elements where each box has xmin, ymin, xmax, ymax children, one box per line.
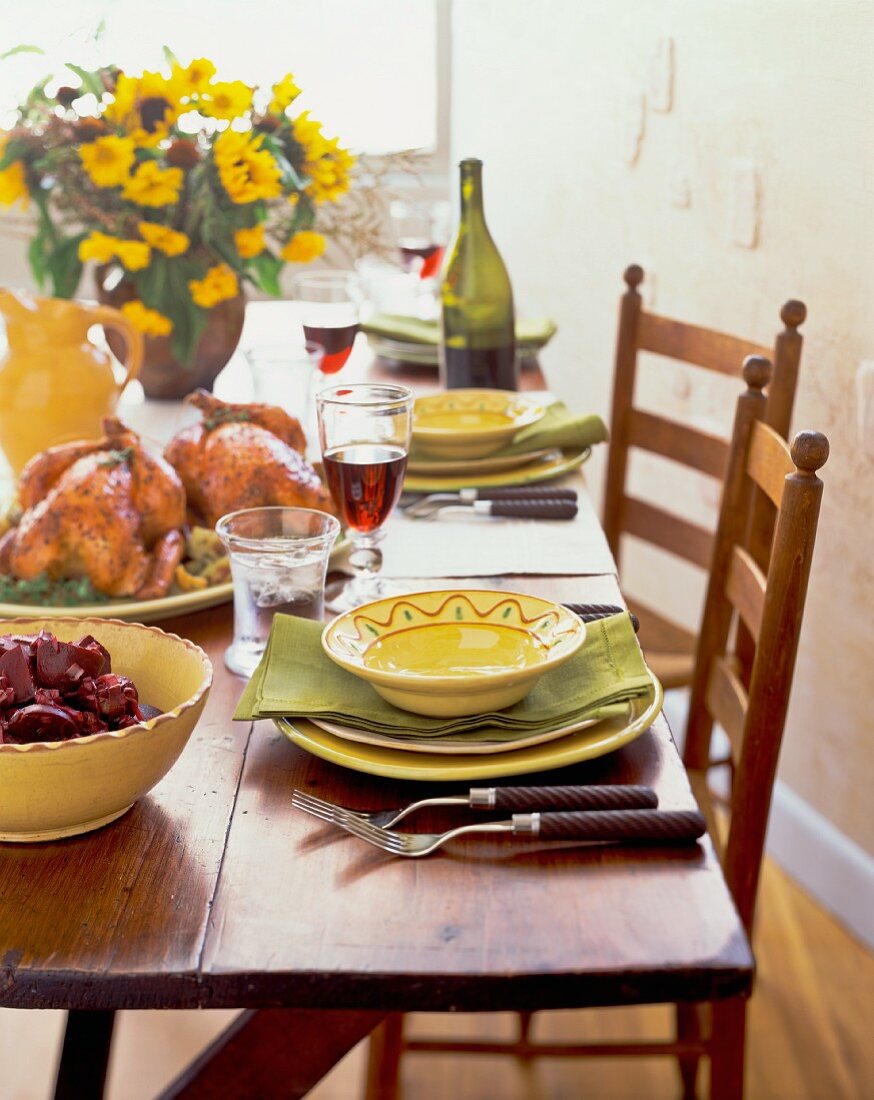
<box><xmin>439</xmin><ymin>158</ymin><xmax>517</xmax><ymax>390</ymax></box>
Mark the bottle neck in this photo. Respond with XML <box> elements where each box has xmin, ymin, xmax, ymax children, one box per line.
<box><xmin>459</xmin><ymin>160</ymin><xmax>486</xmax><ymax>228</ymax></box>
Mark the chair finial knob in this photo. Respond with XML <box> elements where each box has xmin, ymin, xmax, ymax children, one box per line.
<box><xmin>781</xmin><ymin>300</ymin><xmax>807</xmax><ymax>329</ymax></box>
<box><xmin>743</xmin><ymin>354</ymin><xmax>772</xmax><ymax>391</ymax></box>
<box><xmin>791</xmin><ymin>430</ymin><xmax>829</xmax><ymax>473</ymax></box>
<box><xmin>623</xmin><ymin>264</ymin><xmax>644</xmax><ymax>289</ymax></box>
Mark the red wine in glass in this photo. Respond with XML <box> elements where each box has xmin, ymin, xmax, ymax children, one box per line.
<box><xmin>304</xmin><ymin>322</ymin><xmax>360</xmax><ymax>374</ymax></box>
<box><xmin>398</xmin><ymin>238</ymin><xmax>445</xmax><ymax>279</ymax></box>
<box><xmin>322</xmin><ymin>444</ymin><xmax>408</xmax><ymax>533</ymax></box>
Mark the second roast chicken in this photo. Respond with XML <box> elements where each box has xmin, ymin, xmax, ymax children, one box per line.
<box><xmin>165</xmin><ymin>391</ymin><xmax>335</xmax><ymax>527</ymax></box>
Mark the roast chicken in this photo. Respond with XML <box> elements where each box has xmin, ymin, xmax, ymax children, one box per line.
<box><xmin>0</xmin><ymin>420</ymin><xmax>186</xmax><ymax>599</ymax></box>
<box><xmin>165</xmin><ymin>391</ymin><xmax>335</xmax><ymax>526</ymax></box>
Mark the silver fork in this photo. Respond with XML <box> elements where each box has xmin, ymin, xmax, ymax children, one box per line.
<box><xmin>331</xmin><ymin>809</ymin><xmax>707</xmax><ymax>858</ymax></box>
<box><xmin>292</xmin><ymin>784</ymin><xmax>659</xmax><ymax>830</ymax></box>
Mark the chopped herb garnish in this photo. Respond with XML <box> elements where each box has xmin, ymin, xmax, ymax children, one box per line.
<box><xmin>0</xmin><ymin>572</ymin><xmax>109</xmax><ymax>607</ymax></box>
<box><xmin>204</xmin><ymin>409</ymin><xmax>252</xmax><ymax>430</ymax></box>
<box><xmin>97</xmin><ymin>446</ymin><xmax>135</xmax><ymax>469</ymax></box>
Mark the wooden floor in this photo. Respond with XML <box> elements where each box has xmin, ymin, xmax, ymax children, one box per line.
<box><xmin>0</xmin><ymin>855</ymin><xmax>870</xmax><ymax>1099</ymax></box>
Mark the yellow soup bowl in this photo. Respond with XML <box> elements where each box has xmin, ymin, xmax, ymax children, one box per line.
<box><xmin>412</xmin><ymin>390</ymin><xmax>545</xmax><ymax>460</ymax></box>
<box><xmin>0</xmin><ymin>617</ymin><xmax>212</xmax><ymax>842</ymax></box>
<box><xmin>322</xmin><ymin>590</ymin><xmax>585</xmax><ymax>717</ymax></box>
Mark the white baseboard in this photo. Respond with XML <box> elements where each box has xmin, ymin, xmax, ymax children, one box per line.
<box><xmin>765</xmin><ymin>781</ymin><xmax>874</xmax><ymax>951</ymax></box>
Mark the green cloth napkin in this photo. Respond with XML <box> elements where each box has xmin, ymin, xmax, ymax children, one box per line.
<box><xmin>408</xmin><ymin>401</ymin><xmax>609</xmax><ymax>463</ymax></box>
<box><xmin>362</xmin><ymin>314</ymin><xmax>558</xmax><ymax>350</ymax></box>
<box><xmin>234</xmin><ymin>612</ymin><xmax>651</xmax><ymax>745</ymax></box>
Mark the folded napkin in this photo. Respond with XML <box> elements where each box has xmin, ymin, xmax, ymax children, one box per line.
<box><xmin>362</xmin><ymin>314</ymin><xmax>558</xmax><ymax>350</ymax></box>
<box><xmin>235</xmin><ymin>612</ymin><xmax>652</xmax><ymax>745</ymax></box>
<box><xmin>408</xmin><ymin>401</ymin><xmax>608</xmax><ymax>464</ymax></box>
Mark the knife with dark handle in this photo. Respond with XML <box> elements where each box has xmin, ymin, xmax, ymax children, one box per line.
<box><xmin>483</xmin><ymin>498</ymin><xmax>578</xmax><ymax>520</ymax></box>
<box><xmin>472</xmin><ymin>785</ymin><xmax>658</xmax><ymax>812</ymax></box>
<box><xmin>562</xmin><ymin>603</ymin><xmax>641</xmax><ymax>633</ymax></box>
<box><xmin>517</xmin><ymin>809</ymin><xmax>706</xmax><ymax>843</ymax></box>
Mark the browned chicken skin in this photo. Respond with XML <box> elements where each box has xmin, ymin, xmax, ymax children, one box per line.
<box><xmin>165</xmin><ymin>391</ymin><xmax>335</xmax><ymax>527</ymax></box>
<box><xmin>1</xmin><ymin>419</ymin><xmax>186</xmax><ymax>599</ymax></box>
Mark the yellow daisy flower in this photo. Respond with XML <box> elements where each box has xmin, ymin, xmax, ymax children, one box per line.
<box><xmin>292</xmin><ymin>111</ymin><xmax>326</xmax><ymax>155</ymax></box>
<box><xmin>200</xmin><ymin>81</ymin><xmax>253</xmax><ymax>121</ymax></box>
<box><xmin>269</xmin><ymin>73</ymin><xmax>301</xmax><ymax>114</ymax></box>
<box><xmin>115</xmin><ymin>240</ymin><xmax>152</xmax><ymax>271</ymax></box>
<box><xmin>122</xmin><ymin>162</ymin><xmax>183</xmax><ymax>207</ymax></box>
<box><xmin>172</xmin><ymin>58</ymin><xmax>217</xmax><ymax>96</ymax></box>
<box><xmin>0</xmin><ymin>158</ymin><xmax>28</xmax><ymax>209</ymax></box>
<box><xmin>214</xmin><ymin>130</ymin><xmax>282</xmax><ymax>204</ymax></box>
<box><xmin>280</xmin><ymin>231</ymin><xmax>326</xmax><ymax>264</ymax></box>
<box><xmin>121</xmin><ymin>300</ymin><xmax>173</xmax><ymax>337</ymax></box>
<box><xmin>234</xmin><ymin>225</ymin><xmax>265</xmax><ymax>259</ymax></box>
<box><xmin>78</xmin><ymin>134</ymin><xmax>136</xmax><ymax>188</ymax></box>
<box><xmin>138</xmin><ymin>221</ymin><xmax>189</xmax><ymax>256</ymax></box>
<box><xmin>78</xmin><ymin>231</ymin><xmax>122</xmax><ymax>264</ymax></box>
<box><xmin>189</xmin><ymin>264</ymin><xmax>239</xmax><ymax>308</ymax></box>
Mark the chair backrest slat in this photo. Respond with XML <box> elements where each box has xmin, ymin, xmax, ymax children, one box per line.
<box><xmin>637</xmin><ymin>311</ymin><xmax>771</xmax><ymax>376</ymax></box>
<box><xmin>747</xmin><ymin>421</ymin><xmax>795</xmax><ymax>507</ymax></box>
<box><xmin>705</xmin><ymin>656</ymin><xmax>748</xmax><ymax>765</ymax></box>
<box><xmin>725</xmin><ymin>546</ymin><xmax>766</xmax><ymax>645</ymax></box>
<box><xmin>622</xmin><ymin>497</ymin><xmax>715</xmax><ymax>571</ymax></box>
<box><xmin>626</xmin><ymin>409</ymin><xmax>729</xmax><ymax>479</ymax></box>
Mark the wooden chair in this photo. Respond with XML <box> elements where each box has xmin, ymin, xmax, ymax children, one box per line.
<box><xmin>366</xmin><ymin>355</ymin><xmax>828</xmax><ymax>1100</ymax></box>
<box><xmin>603</xmin><ymin>265</ymin><xmax>805</xmax><ymax>689</ymax></box>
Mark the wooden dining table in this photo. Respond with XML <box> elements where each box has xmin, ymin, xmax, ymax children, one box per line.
<box><xmin>0</xmin><ymin>336</ymin><xmax>754</xmax><ymax>1100</ymax></box>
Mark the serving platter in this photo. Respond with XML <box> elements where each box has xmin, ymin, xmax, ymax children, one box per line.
<box><xmin>275</xmin><ymin>668</ymin><xmax>662</xmax><ymax>781</ymax></box>
<box><xmin>403</xmin><ymin>446</ymin><xmax>590</xmax><ymax>494</ymax></box>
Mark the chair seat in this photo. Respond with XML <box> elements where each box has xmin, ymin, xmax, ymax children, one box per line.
<box><xmin>626</xmin><ymin>597</ymin><xmax>697</xmax><ymax>690</ymax></box>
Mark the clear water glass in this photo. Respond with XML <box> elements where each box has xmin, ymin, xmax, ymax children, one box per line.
<box><xmin>243</xmin><ymin>341</ymin><xmax>324</xmax><ymax>443</ymax></box>
<box><xmin>216</xmin><ymin>507</ymin><xmax>340</xmax><ymax>677</ymax></box>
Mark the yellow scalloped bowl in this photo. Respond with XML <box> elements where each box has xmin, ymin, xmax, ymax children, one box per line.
<box><xmin>412</xmin><ymin>390</ymin><xmax>546</xmax><ymax>460</ymax></box>
<box><xmin>0</xmin><ymin>617</ymin><xmax>212</xmax><ymax>842</ymax></box>
<box><xmin>322</xmin><ymin>590</ymin><xmax>585</xmax><ymax>717</ymax></box>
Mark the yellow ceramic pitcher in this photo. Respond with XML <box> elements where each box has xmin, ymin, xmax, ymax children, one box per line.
<box><xmin>0</xmin><ymin>289</ymin><xmax>143</xmax><ymax>474</ymax></box>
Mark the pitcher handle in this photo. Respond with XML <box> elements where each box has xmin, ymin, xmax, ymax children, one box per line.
<box><xmin>90</xmin><ymin>305</ymin><xmax>144</xmax><ymax>395</ymax></box>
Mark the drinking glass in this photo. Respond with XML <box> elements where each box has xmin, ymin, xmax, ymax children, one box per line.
<box><xmin>290</xmin><ymin>271</ymin><xmax>362</xmax><ymax>375</ymax></box>
<box><xmin>390</xmin><ymin>198</ymin><xmax>451</xmax><ymax>279</ymax></box>
<box><xmin>216</xmin><ymin>507</ymin><xmax>340</xmax><ymax>677</ymax></box>
<box><xmin>316</xmin><ymin>383</ymin><xmax>413</xmax><ymax>610</ymax></box>
<box><xmin>243</xmin><ymin>341</ymin><xmax>324</xmax><ymax>439</ymax></box>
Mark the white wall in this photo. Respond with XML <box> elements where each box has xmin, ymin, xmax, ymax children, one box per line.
<box><xmin>451</xmin><ymin>0</ymin><xmax>874</xmax><ymax>857</ymax></box>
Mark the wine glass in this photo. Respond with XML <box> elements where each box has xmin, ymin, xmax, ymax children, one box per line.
<box><xmin>290</xmin><ymin>271</ymin><xmax>362</xmax><ymax>375</ymax></box>
<box><xmin>390</xmin><ymin>198</ymin><xmax>450</xmax><ymax>280</ymax></box>
<box><xmin>316</xmin><ymin>383</ymin><xmax>413</xmax><ymax>610</ymax></box>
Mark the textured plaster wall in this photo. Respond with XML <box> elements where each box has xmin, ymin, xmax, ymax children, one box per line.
<box><xmin>451</xmin><ymin>0</ymin><xmax>874</xmax><ymax>852</ymax></box>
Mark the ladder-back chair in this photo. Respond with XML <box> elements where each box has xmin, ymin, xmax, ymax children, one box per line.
<box><xmin>603</xmin><ymin>265</ymin><xmax>805</xmax><ymax>689</ymax></box>
<box><xmin>367</xmin><ymin>355</ymin><xmax>828</xmax><ymax>1100</ymax></box>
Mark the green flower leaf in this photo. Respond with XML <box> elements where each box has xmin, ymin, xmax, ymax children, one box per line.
<box><xmin>65</xmin><ymin>63</ymin><xmax>105</xmax><ymax>99</ymax></box>
<box><xmin>247</xmin><ymin>251</ymin><xmax>283</xmax><ymax>297</ymax></box>
<box><xmin>0</xmin><ymin>44</ymin><xmax>44</xmax><ymax>61</ymax></box>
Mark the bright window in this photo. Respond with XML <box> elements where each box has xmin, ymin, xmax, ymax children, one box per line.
<box><xmin>0</xmin><ymin>0</ymin><xmax>440</xmax><ymax>154</ymax></box>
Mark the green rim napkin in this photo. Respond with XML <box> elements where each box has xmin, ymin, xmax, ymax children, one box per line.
<box><xmin>408</xmin><ymin>401</ymin><xmax>608</xmax><ymax>463</ymax></box>
<box><xmin>362</xmin><ymin>314</ymin><xmax>558</xmax><ymax>350</ymax></box>
<box><xmin>234</xmin><ymin>612</ymin><xmax>652</xmax><ymax>745</ymax></box>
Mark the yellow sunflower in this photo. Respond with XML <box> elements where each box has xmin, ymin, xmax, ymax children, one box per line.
<box><xmin>200</xmin><ymin>81</ymin><xmax>253</xmax><ymax>121</ymax></box>
<box><xmin>104</xmin><ymin>71</ymin><xmax>182</xmax><ymax>147</ymax></box>
<box><xmin>234</xmin><ymin>225</ymin><xmax>265</xmax><ymax>259</ymax></box>
<box><xmin>122</xmin><ymin>162</ymin><xmax>183</xmax><ymax>207</ymax></box>
<box><xmin>121</xmin><ymin>300</ymin><xmax>173</xmax><ymax>337</ymax></box>
<box><xmin>269</xmin><ymin>73</ymin><xmax>301</xmax><ymax>115</ymax></box>
<box><xmin>172</xmin><ymin>58</ymin><xmax>217</xmax><ymax>97</ymax></box>
<box><xmin>280</xmin><ymin>231</ymin><xmax>326</xmax><ymax>264</ymax></box>
<box><xmin>78</xmin><ymin>134</ymin><xmax>136</xmax><ymax>188</ymax></box>
<box><xmin>138</xmin><ymin>221</ymin><xmax>189</xmax><ymax>256</ymax></box>
<box><xmin>305</xmin><ymin>139</ymin><xmax>355</xmax><ymax>204</ymax></box>
<box><xmin>214</xmin><ymin>130</ymin><xmax>281</xmax><ymax>204</ymax></box>
<box><xmin>189</xmin><ymin>264</ymin><xmax>239</xmax><ymax>308</ymax></box>
<box><xmin>0</xmin><ymin>146</ymin><xmax>27</xmax><ymax>208</ymax></box>
<box><xmin>78</xmin><ymin>231</ymin><xmax>121</xmax><ymax>264</ymax></box>
<box><xmin>115</xmin><ymin>240</ymin><xmax>152</xmax><ymax>271</ymax></box>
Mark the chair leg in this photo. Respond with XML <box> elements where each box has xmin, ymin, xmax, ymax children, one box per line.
<box><xmin>675</xmin><ymin>1003</ymin><xmax>701</xmax><ymax>1100</ymax></box>
<box><xmin>364</xmin><ymin>1013</ymin><xmax>405</xmax><ymax>1100</ymax></box>
<box><xmin>53</xmin><ymin>1010</ymin><xmax>116</xmax><ymax>1100</ymax></box>
<box><xmin>710</xmin><ymin>997</ymin><xmax>747</xmax><ymax>1100</ymax></box>
<box><xmin>517</xmin><ymin>1011</ymin><xmax>535</xmax><ymax>1048</ymax></box>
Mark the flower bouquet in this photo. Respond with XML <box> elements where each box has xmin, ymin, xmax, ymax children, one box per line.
<box><xmin>0</xmin><ymin>54</ymin><xmax>357</xmax><ymax>390</ymax></box>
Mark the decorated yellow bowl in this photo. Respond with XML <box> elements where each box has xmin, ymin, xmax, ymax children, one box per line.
<box><xmin>322</xmin><ymin>590</ymin><xmax>585</xmax><ymax>717</ymax></box>
<box><xmin>0</xmin><ymin>617</ymin><xmax>212</xmax><ymax>842</ymax></box>
<box><xmin>412</xmin><ymin>389</ymin><xmax>545</xmax><ymax>460</ymax></box>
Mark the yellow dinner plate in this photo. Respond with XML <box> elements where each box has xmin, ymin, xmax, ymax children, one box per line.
<box><xmin>412</xmin><ymin>390</ymin><xmax>546</xmax><ymax>460</ymax></box>
<box><xmin>403</xmin><ymin>446</ymin><xmax>590</xmax><ymax>494</ymax></box>
<box><xmin>406</xmin><ymin>447</ymin><xmax>553</xmax><ymax>476</ymax></box>
<box><xmin>275</xmin><ymin>668</ymin><xmax>662</xmax><ymax>781</ymax></box>
<box><xmin>322</xmin><ymin>589</ymin><xmax>586</xmax><ymax>717</ymax></box>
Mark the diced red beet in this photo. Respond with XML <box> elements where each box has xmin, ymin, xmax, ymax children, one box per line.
<box><xmin>34</xmin><ymin>686</ymin><xmax>62</xmax><ymax>706</ymax></box>
<box><xmin>0</xmin><ymin>645</ymin><xmax>36</xmax><ymax>703</ymax></box>
<box><xmin>73</xmin><ymin>635</ymin><xmax>111</xmax><ymax>675</ymax></box>
<box><xmin>0</xmin><ymin>672</ymin><xmax>15</xmax><ymax>709</ymax></box>
<box><xmin>34</xmin><ymin>637</ymin><xmax>106</xmax><ymax>690</ymax></box>
<box><xmin>4</xmin><ymin>703</ymin><xmax>82</xmax><ymax>743</ymax></box>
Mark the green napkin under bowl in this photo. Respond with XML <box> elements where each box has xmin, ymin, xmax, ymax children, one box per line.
<box><xmin>362</xmin><ymin>314</ymin><xmax>558</xmax><ymax>351</ymax></box>
<box><xmin>235</xmin><ymin>612</ymin><xmax>651</xmax><ymax>745</ymax></box>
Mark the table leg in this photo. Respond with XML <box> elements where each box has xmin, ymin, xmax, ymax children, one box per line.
<box><xmin>710</xmin><ymin>997</ymin><xmax>747</xmax><ymax>1100</ymax></box>
<box><xmin>157</xmin><ymin>1008</ymin><xmax>386</xmax><ymax>1100</ymax></box>
<box><xmin>364</xmin><ymin>1014</ymin><xmax>404</xmax><ymax>1100</ymax></box>
<box><xmin>53</xmin><ymin>1010</ymin><xmax>116</xmax><ymax>1100</ymax></box>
